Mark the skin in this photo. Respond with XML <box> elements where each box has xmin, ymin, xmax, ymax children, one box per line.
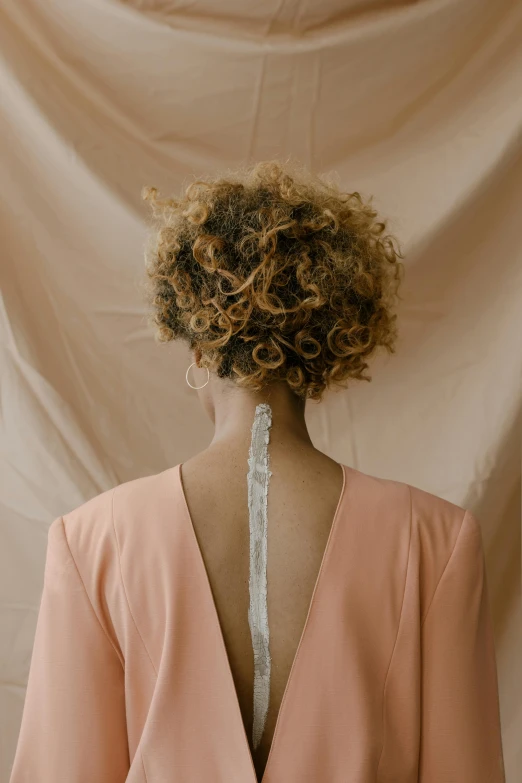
<box><xmin>180</xmin><ymin>348</ymin><xmax>344</xmax><ymax>782</ymax></box>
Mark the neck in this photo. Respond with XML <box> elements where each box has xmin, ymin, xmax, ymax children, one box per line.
<box><xmin>207</xmin><ymin>380</ymin><xmax>312</xmax><ymax>450</ymax></box>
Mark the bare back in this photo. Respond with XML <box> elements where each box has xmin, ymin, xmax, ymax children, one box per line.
<box><xmin>180</xmin><ymin>443</ymin><xmax>344</xmax><ymax>782</ymax></box>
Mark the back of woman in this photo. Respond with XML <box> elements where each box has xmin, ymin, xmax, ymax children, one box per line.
<box><xmin>9</xmin><ymin>160</ymin><xmax>505</xmax><ymax>783</ymax></box>
<box><xmin>181</xmin><ymin>441</ymin><xmax>345</xmax><ymax>780</ymax></box>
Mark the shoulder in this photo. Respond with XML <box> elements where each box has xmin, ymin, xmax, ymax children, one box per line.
<box><xmin>347</xmin><ymin>463</ymin><xmax>467</xmax><ymax>533</ymax></box>
<box><xmin>55</xmin><ymin>466</ymin><xmax>179</xmax><ymax>574</ymax></box>
<box><xmin>45</xmin><ymin>467</ymin><xmax>180</xmax><ymax>650</ymax></box>
<box><xmin>344</xmin><ymin>465</ymin><xmax>476</xmax><ymax>612</ymax></box>
<box><xmin>406</xmin><ymin>481</ymin><xmax>477</xmax><ymax>575</ymax></box>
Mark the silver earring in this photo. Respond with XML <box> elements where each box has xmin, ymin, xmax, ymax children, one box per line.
<box><xmin>185</xmin><ymin>361</ymin><xmax>210</xmax><ymax>389</ymax></box>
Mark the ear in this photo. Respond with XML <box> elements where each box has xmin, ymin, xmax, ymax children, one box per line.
<box><xmin>194</xmin><ymin>347</ymin><xmax>203</xmax><ymax>366</ymax></box>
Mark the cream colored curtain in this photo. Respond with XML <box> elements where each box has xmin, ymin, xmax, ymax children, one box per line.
<box><xmin>1</xmin><ymin>1</ymin><xmax>520</xmax><ymax>779</ymax></box>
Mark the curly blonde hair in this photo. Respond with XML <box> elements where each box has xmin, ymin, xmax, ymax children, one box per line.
<box><xmin>142</xmin><ymin>159</ymin><xmax>404</xmax><ymax>401</ymax></box>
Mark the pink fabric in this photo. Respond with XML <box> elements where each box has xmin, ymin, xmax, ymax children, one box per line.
<box><xmin>9</xmin><ymin>463</ymin><xmax>505</xmax><ymax>782</ymax></box>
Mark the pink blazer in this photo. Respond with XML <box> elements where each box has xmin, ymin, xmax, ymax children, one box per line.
<box><xmin>10</xmin><ymin>463</ymin><xmax>506</xmax><ymax>782</ymax></box>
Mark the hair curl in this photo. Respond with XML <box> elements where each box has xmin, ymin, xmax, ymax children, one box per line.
<box><xmin>142</xmin><ymin>159</ymin><xmax>404</xmax><ymax>401</ymax></box>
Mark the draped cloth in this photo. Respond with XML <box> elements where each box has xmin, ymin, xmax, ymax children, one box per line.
<box><xmin>1</xmin><ymin>1</ymin><xmax>520</xmax><ymax>779</ymax></box>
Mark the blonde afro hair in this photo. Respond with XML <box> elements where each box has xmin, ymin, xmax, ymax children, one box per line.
<box><xmin>142</xmin><ymin>159</ymin><xmax>404</xmax><ymax>401</ymax></box>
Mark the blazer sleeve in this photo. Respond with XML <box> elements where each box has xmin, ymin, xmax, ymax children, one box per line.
<box><xmin>9</xmin><ymin>516</ymin><xmax>130</xmax><ymax>783</ymax></box>
<box><xmin>419</xmin><ymin>508</ymin><xmax>506</xmax><ymax>781</ymax></box>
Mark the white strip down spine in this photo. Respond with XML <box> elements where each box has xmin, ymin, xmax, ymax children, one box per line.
<box><xmin>247</xmin><ymin>402</ymin><xmax>273</xmax><ymax>750</ymax></box>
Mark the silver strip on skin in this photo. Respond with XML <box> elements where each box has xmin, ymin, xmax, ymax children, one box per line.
<box><xmin>247</xmin><ymin>402</ymin><xmax>273</xmax><ymax>750</ymax></box>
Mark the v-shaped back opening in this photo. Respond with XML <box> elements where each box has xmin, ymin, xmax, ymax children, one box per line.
<box><xmin>177</xmin><ymin>460</ymin><xmax>347</xmax><ymax>783</ymax></box>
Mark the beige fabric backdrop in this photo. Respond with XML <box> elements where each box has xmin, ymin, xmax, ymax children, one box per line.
<box><xmin>1</xmin><ymin>0</ymin><xmax>521</xmax><ymax>779</ymax></box>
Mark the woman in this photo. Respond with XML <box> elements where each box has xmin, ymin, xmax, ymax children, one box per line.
<box><xmin>10</xmin><ymin>160</ymin><xmax>505</xmax><ymax>782</ymax></box>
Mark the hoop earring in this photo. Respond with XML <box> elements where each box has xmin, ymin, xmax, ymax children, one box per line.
<box><xmin>185</xmin><ymin>361</ymin><xmax>210</xmax><ymax>390</ymax></box>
